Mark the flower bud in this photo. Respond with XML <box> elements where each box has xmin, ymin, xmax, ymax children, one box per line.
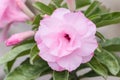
<box><xmin>6</xmin><ymin>31</ymin><xmax>35</xmax><ymax>46</ymax></box>
<box><xmin>66</xmin><ymin>0</ymin><xmax>76</xmax><ymax>11</ymax></box>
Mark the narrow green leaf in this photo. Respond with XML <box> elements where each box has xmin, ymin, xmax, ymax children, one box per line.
<box><xmin>32</xmin><ymin>15</ymin><xmax>42</xmax><ymax>30</ymax></box>
<box><xmin>117</xmin><ymin>71</ymin><xmax>120</xmax><ymax>77</ymax></box>
<box><xmin>4</xmin><ymin>43</ymin><xmax>33</xmax><ymax>74</ymax></box>
<box><xmin>4</xmin><ymin>45</ymin><xmax>33</xmax><ymax>74</ymax></box>
<box><xmin>52</xmin><ymin>0</ymin><xmax>63</xmax><ymax>7</ymax></box>
<box><xmin>85</xmin><ymin>1</ymin><xmax>109</xmax><ymax>17</ymax></box>
<box><xmin>33</xmin><ymin>2</ymin><xmax>53</xmax><ymax>15</ymax></box>
<box><xmin>76</xmin><ymin>64</ymin><xmax>89</xmax><ymax>71</ymax></box>
<box><xmin>95</xmin><ymin>31</ymin><xmax>106</xmax><ymax>42</ymax></box>
<box><xmin>116</xmin><ymin>55</ymin><xmax>120</xmax><ymax>77</ymax></box>
<box><xmin>4</xmin><ymin>59</ymin><xmax>16</xmax><ymax>74</ymax></box>
<box><xmin>88</xmin><ymin>57</ymin><xmax>108</xmax><ymax>78</ymax></box>
<box><xmin>32</xmin><ymin>15</ymin><xmax>42</xmax><ymax>25</ymax></box>
<box><xmin>53</xmin><ymin>71</ymin><xmax>69</xmax><ymax>80</ymax></box>
<box><xmin>48</xmin><ymin>3</ymin><xmax>56</xmax><ymax>10</ymax></box>
<box><xmin>0</xmin><ymin>43</ymin><xmax>34</xmax><ymax>65</ymax></box>
<box><xmin>95</xmin><ymin>49</ymin><xmax>120</xmax><ymax>75</ymax></box>
<box><xmin>30</xmin><ymin>44</ymin><xmax>39</xmax><ymax>64</ymax></box>
<box><xmin>61</xmin><ymin>0</ymin><xmax>91</xmax><ymax>9</ymax></box>
<box><xmin>85</xmin><ymin>1</ymin><xmax>101</xmax><ymax>17</ymax></box>
<box><xmin>76</xmin><ymin>0</ymin><xmax>91</xmax><ymax>9</ymax></box>
<box><xmin>4</xmin><ymin>50</ymin><xmax>30</xmax><ymax>74</ymax></box>
<box><xmin>101</xmin><ymin>38</ymin><xmax>120</xmax><ymax>51</ymax></box>
<box><xmin>61</xmin><ymin>3</ymin><xmax>67</xmax><ymax>8</ymax></box>
<box><xmin>92</xmin><ymin>12</ymin><xmax>120</xmax><ymax>27</ymax></box>
<box><xmin>79</xmin><ymin>70</ymin><xmax>99</xmax><ymax>78</ymax></box>
<box><xmin>4</xmin><ymin>58</ymin><xmax>50</xmax><ymax>80</ymax></box>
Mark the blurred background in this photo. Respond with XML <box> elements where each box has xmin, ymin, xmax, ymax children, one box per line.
<box><xmin>0</xmin><ymin>0</ymin><xmax>120</xmax><ymax>80</ymax></box>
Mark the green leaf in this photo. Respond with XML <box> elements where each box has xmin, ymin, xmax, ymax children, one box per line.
<box><xmin>95</xmin><ymin>49</ymin><xmax>120</xmax><ymax>75</ymax></box>
<box><xmin>4</xmin><ymin>46</ymin><xmax>33</xmax><ymax>74</ymax></box>
<box><xmin>33</xmin><ymin>2</ymin><xmax>53</xmax><ymax>15</ymax></box>
<box><xmin>85</xmin><ymin>1</ymin><xmax>109</xmax><ymax>17</ymax></box>
<box><xmin>4</xmin><ymin>59</ymin><xmax>16</xmax><ymax>74</ymax></box>
<box><xmin>30</xmin><ymin>44</ymin><xmax>39</xmax><ymax>64</ymax></box>
<box><xmin>4</xmin><ymin>58</ymin><xmax>50</xmax><ymax>80</ymax></box>
<box><xmin>95</xmin><ymin>31</ymin><xmax>106</xmax><ymax>42</ymax></box>
<box><xmin>32</xmin><ymin>15</ymin><xmax>42</xmax><ymax>30</ymax></box>
<box><xmin>48</xmin><ymin>3</ymin><xmax>56</xmax><ymax>11</ymax></box>
<box><xmin>4</xmin><ymin>50</ymin><xmax>30</xmax><ymax>74</ymax></box>
<box><xmin>61</xmin><ymin>3</ymin><xmax>67</xmax><ymax>8</ymax></box>
<box><xmin>76</xmin><ymin>0</ymin><xmax>91</xmax><ymax>9</ymax></box>
<box><xmin>76</xmin><ymin>64</ymin><xmax>89</xmax><ymax>71</ymax></box>
<box><xmin>88</xmin><ymin>57</ymin><xmax>108</xmax><ymax>78</ymax></box>
<box><xmin>79</xmin><ymin>70</ymin><xmax>99</xmax><ymax>78</ymax></box>
<box><xmin>92</xmin><ymin>12</ymin><xmax>120</xmax><ymax>27</ymax></box>
<box><xmin>0</xmin><ymin>43</ymin><xmax>34</xmax><ymax>65</ymax></box>
<box><xmin>32</xmin><ymin>15</ymin><xmax>42</xmax><ymax>25</ymax></box>
<box><xmin>53</xmin><ymin>71</ymin><xmax>69</xmax><ymax>80</ymax></box>
<box><xmin>117</xmin><ymin>72</ymin><xmax>120</xmax><ymax>77</ymax></box>
<box><xmin>101</xmin><ymin>38</ymin><xmax>120</xmax><ymax>51</ymax></box>
<box><xmin>51</xmin><ymin>0</ymin><xmax>63</xmax><ymax>7</ymax></box>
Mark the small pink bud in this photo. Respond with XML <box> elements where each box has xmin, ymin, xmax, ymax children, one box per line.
<box><xmin>66</xmin><ymin>0</ymin><xmax>76</xmax><ymax>11</ymax></box>
<box><xmin>6</xmin><ymin>31</ymin><xmax>35</xmax><ymax>46</ymax></box>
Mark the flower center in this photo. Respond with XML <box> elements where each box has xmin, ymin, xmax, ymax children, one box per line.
<box><xmin>64</xmin><ymin>34</ymin><xmax>71</xmax><ymax>41</ymax></box>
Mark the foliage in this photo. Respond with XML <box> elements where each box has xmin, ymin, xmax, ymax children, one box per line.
<box><xmin>0</xmin><ymin>0</ymin><xmax>120</xmax><ymax>80</ymax></box>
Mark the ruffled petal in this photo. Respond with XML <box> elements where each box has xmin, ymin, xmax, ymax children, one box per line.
<box><xmin>82</xmin><ymin>53</ymin><xmax>94</xmax><ymax>63</ymax></box>
<box><xmin>79</xmin><ymin>37</ymin><xmax>98</xmax><ymax>56</ymax></box>
<box><xmin>51</xmin><ymin>8</ymin><xmax>70</xmax><ymax>20</ymax></box>
<box><xmin>38</xmin><ymin>43</ymin><xmax>58</xmax><ymax>62</ymax></box>
<box><xmin>48</xmin><ymin>62</ymin><xmax>65</xmax><ymax>71</ymax></box>
<box><xmin>40</xmin><ymin>17</ymin><xmax>63</xmax><ymax>29</ymax></box>
<box><xmin>64</xmin><ymin>12</ymin><xmax>90</xmax><ymax>36</ymax></box>
<box><xmin>57</xmin><ymin>50</ymin><xmax>82</xmax><ymax>71</ymax></box>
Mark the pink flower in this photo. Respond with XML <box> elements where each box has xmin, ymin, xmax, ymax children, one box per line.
<box><xmin>0</xmin><ymin>0</ymin><xmax>32</xmax><ymax>42</ymax></box>
<box><xmin>6</xmin><ymin>31</ymin><xmax>35</xmax><ymax>46</ymax></box>
<box><xmin>35</xmin><ymin>8</ymin><xmax>98</xmax><ymax>71</ymax></box>
<box><xmin>0</xmin><ymin>0</ymin><xmax>29</xmax><ymax>28</ymax></box>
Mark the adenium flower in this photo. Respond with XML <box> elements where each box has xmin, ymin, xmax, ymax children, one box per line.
<box><xmin>0</xmin><ymin>0</ymin><xmax>30</xmax><ymax>28</ymax></box>
<box><xmin>0</xmin><ymin>0</ymin><xmax>32</xmax><ymax>42</ymax></box>
<box><xmin>35</xmin><ymin>8</ymin><xmax>98</xmax><ymax>71</ymax></box>
<box><xmin>6</xmin><ymin>31</ymin><xmax>35</xmax><ymax>46</ymax></box>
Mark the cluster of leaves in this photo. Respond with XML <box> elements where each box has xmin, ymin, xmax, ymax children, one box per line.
<box><xmin>0</xmin><ymin>0</ymin><xmax>120</xmax><ymax>80</ymax></box>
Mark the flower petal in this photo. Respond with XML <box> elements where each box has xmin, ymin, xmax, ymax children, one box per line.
<box><xmin>82</xmin><ymin>53</ymin><xmax>94</xmax><ymax>63</ymax></box>
<box><xmin>64</xmin><ymin>12</ymin><xmax>90</xmax><ymax>36</ymax></box>
<box><xmin>48</xmin><ymin>62</ymin><xmax>65</xmax><ymax>71</ymax></box>
<box><xmin>38</xmin><ymin>43</ymin><xmax>58</xmax><ymax>62</ymax></box>
<box><xmin>57</xmin><ymin>50</ymin><xmax>82</xmax><ymax>71</ymax></box>
<box><xmin>51</xmin><ymin>8</ymin><xmax>70</xmax><ymax>20</ymax></box>
<box><xmin>79</xmin><ymin>37</ymin><xmax>98</xmax><ymax>56</ymax></box>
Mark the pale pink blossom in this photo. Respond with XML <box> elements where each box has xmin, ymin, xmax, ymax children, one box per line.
<box><xmin>0</xmin><ymin>0</ymin><xmax>30</xmax><ymax>28</ymax></box>
<box><xmin>0</xmin><ymin>0</ymin><xmax>31</xmax><ymax>42</ymax></box>
<box><xmin>16</xmin><ymin>0</ymin><xmax>34</xmax><ymax>18</ymax></box>
<box><xmin>35</xmin><ymin>8</ymin><xmax>98</xmax><ymax>71</ymax></box>
<box><xmin>66</xmin><ymin>0</ymin><xmax>76</xmax><ymax>11</ymax></box>
<box><xmin>6</xmin><ymin>31</ymin><xmax>35</xmax><ymax>46</ymax></box>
